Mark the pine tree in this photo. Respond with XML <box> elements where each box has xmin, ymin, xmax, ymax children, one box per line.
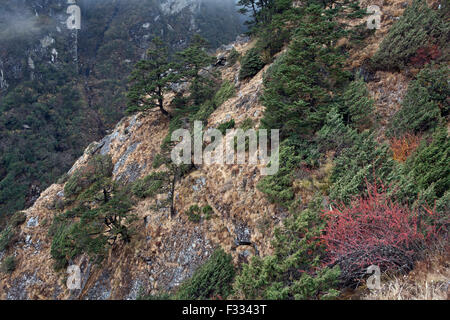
<box><xmin>175</xmin><ymin>35</ymin><xmax>216</xmax><ymax>105</ymax></box>
<box><xmin>261</xmin><ymin>4</ymin><xmax>350</xmax><ymax>139</ymax></box>
<box><xmin>340</xmin><ymin>78</ymin><xmax>374</xmax><ymax>130</ymax></box>
<box><xmin>127</xmin><ymin>37</ymin><xmax>173</xmax><ymax>116</ymax></box>
<box><xmin>316</xmin><ymin>106</ymin><xmax>356</xmax><ymax>155</ymax></box>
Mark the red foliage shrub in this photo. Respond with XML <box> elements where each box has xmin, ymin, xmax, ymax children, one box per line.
<box><xmin>410</xmin><ymin>44</ymin><xmax>441</xmax><ymax>67</ymax></box>
<box><xmin>321</xmin><ymin>182</ymin><xmax>440</xmax><ymax>286</ymax></box>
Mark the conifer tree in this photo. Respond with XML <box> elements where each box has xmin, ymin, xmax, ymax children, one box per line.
<box><xmin>261</xmin><ymin>4</ymin><xmax>349</xmax><ymax>139</ymax></box>
<box><xmin>316</xmin><ymin>106</ymin><xmax>356</xmax><ymax>155</ymax></box>
<box><xmin>340</xmin><ymin>78</ymin><xmax>374</xmax><ymax>130</ymax></box>
<box><xmin>175</xmin><ymin>35</ymin><xmax>216</xmax><ymax>105</ymax></box>
<box><xmin>127</xmin><ymin>37</ymin><xmax>173</xmax><ymax>116</ymax></box>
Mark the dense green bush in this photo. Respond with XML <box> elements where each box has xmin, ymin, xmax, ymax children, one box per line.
<box><xmin>131</xmin><ymin>172</ymin><xmax>169</xmax><ymax>199</ymax></box>
<box><xmin>0</xmin><ymin>226</ymin><xmax>14</xmax><ymax>252</ymax></box>
<box><xmin>233</xmin><ymin>198</ymin><xmax>340</xmax><ymax>300</ymax></box>
<box><xmin>329</xmin><ymin>131</ymin><xmax>394</xmax><ymax>203</ymax></box>
<box><xmin>371</xmin><ymin>0</ymin><xmax>448</xmax><ymax>70</ymax></box>
<box><xmin>239</xmin><ymin>47</ymin><xmax>265</xmax><ymax>80</ymax></box>
<box><xmin>64</xmin><ymin>155</ymin><xmax>113</xmax><ymax>199</ymax></box>
<box><xmin>202</xmin><ymin>205</ymin><xmax>214</xmax><ymax>220</ymax></box>
<box><xmin>186</xmin><ymin>205</ymin><xmax>202</xmax><ymax>223</ymax></box>
<box><xmin>340</xmin><ymin>78</ymin><xmax>374</xmax><ymax>129</ymax></box>
<box><xmin>1</xmin><ymin>255</ymin><xmax>16</xmax><ymax>273</ymax></box>
<box><xmin>228</xmin><ymin>47</ymin><xmax>241</xmax><ymax>66</ymax></box>
<box><xmin>239</xmin><ymin>118</ymin><xmax>254</xmax><ymax>131</ymax></box>
<box><xmin>175</xmin><ymin>249</ymin><xmax>235</xmax><ymax>300</ymax></box>
<box><xmin>390</xmin><ymin>127</ymin><xmax>450</xmax><ymax>208</ymax></box>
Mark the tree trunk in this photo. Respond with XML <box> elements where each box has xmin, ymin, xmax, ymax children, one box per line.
<box><xmin>157</xmin><ymin>86</ymin><xmax>170</xmax><ymax>117</ymax></box>
<box><xmin>169</xmin><ymin>170</ymin><xmax>178</xmax><ymax>217</ymax></box>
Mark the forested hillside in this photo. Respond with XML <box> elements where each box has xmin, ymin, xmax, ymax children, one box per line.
<box><xmin>0</xmin><ymin>0</ymin><xmax>244</xmax><ymax>222</ymax></box>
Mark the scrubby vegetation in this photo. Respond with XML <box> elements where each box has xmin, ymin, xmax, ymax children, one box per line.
<box><xmin>1</xmin><ymin>255</ymin><xmax>16</xmax><ymax>274</ymax></box>
<box><xmin>174</xmin><ymin>249</ymin><xmax>235</xmax><ymax>300</ymax></box>
<box><xmin>371</xmin><ymin>0</ymin><xmax>448</xmax><ymax>70</ymax></box>
<box><xmin>49</xmin><ymin>155</ymin><xmax>137</xmax><ymax>270</ymax></box>
<box><xmin>228</xmin><ymin>47</ymin><xmax>241</xmax><ymax>66</ymax></box>
<box><xmin>243</xmin><ymin>0</ymin><xmax>448</xmax><ymax>299</ymax></box>
<box><xmin>388</xmin><ymin>64</ymin><xmax>449</xmax><ymax>137</ymax></box>
<box><xmin>185</xmin><ymin>204</ymin><xmax>215</xmax><ymax>223</ymax></box>
<box><xmin>239</xmin><ymin>47</ymin><xmax>266</xmax><ymax>80</ymax></box>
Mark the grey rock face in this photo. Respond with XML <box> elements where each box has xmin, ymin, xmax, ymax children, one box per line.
<box><xmin>27</xmin><ymin>216</ymin><xmax>39</xmax><ymax>228</ymax></box>
<box><xmin>113</xmin><ymin>142</ymin><xmax>141</xmax><ymax>175</ymax></box>
<box><xmin>6</xmin><ymin>272</ymin><xmax>43</xmax><ymax>300</ymax></box>
<box><xmin>84</xmin><ymin>270</ymin><xmax>111</xmax><ymax>300</ymax></box>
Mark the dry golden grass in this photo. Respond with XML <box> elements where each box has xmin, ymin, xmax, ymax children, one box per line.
<box><xmin>362</xmin><ymin>244</ymin><xmax>449</xmax><ymax>300</ymax></box>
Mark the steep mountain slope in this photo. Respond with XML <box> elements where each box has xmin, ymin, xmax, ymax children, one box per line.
<box><xmin>0</xmin><ymin>37</ymin><xmax>279</xmax><ymax>299</ymax></box>
<box><xmin>0</xmin><ymin>0</ymin><xmax>244</xmax><ymax>220</ymax></box>
<box><xmin>0</xmin><ymin>0</ymin><xmax>448</xmax><ymax>300</ymax></box>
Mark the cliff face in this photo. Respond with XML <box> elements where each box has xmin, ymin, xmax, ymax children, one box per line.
<box><xmin>0</xmin><ymin>0</ymin><xmax>242</xmax><ymax>91</ymax></box>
